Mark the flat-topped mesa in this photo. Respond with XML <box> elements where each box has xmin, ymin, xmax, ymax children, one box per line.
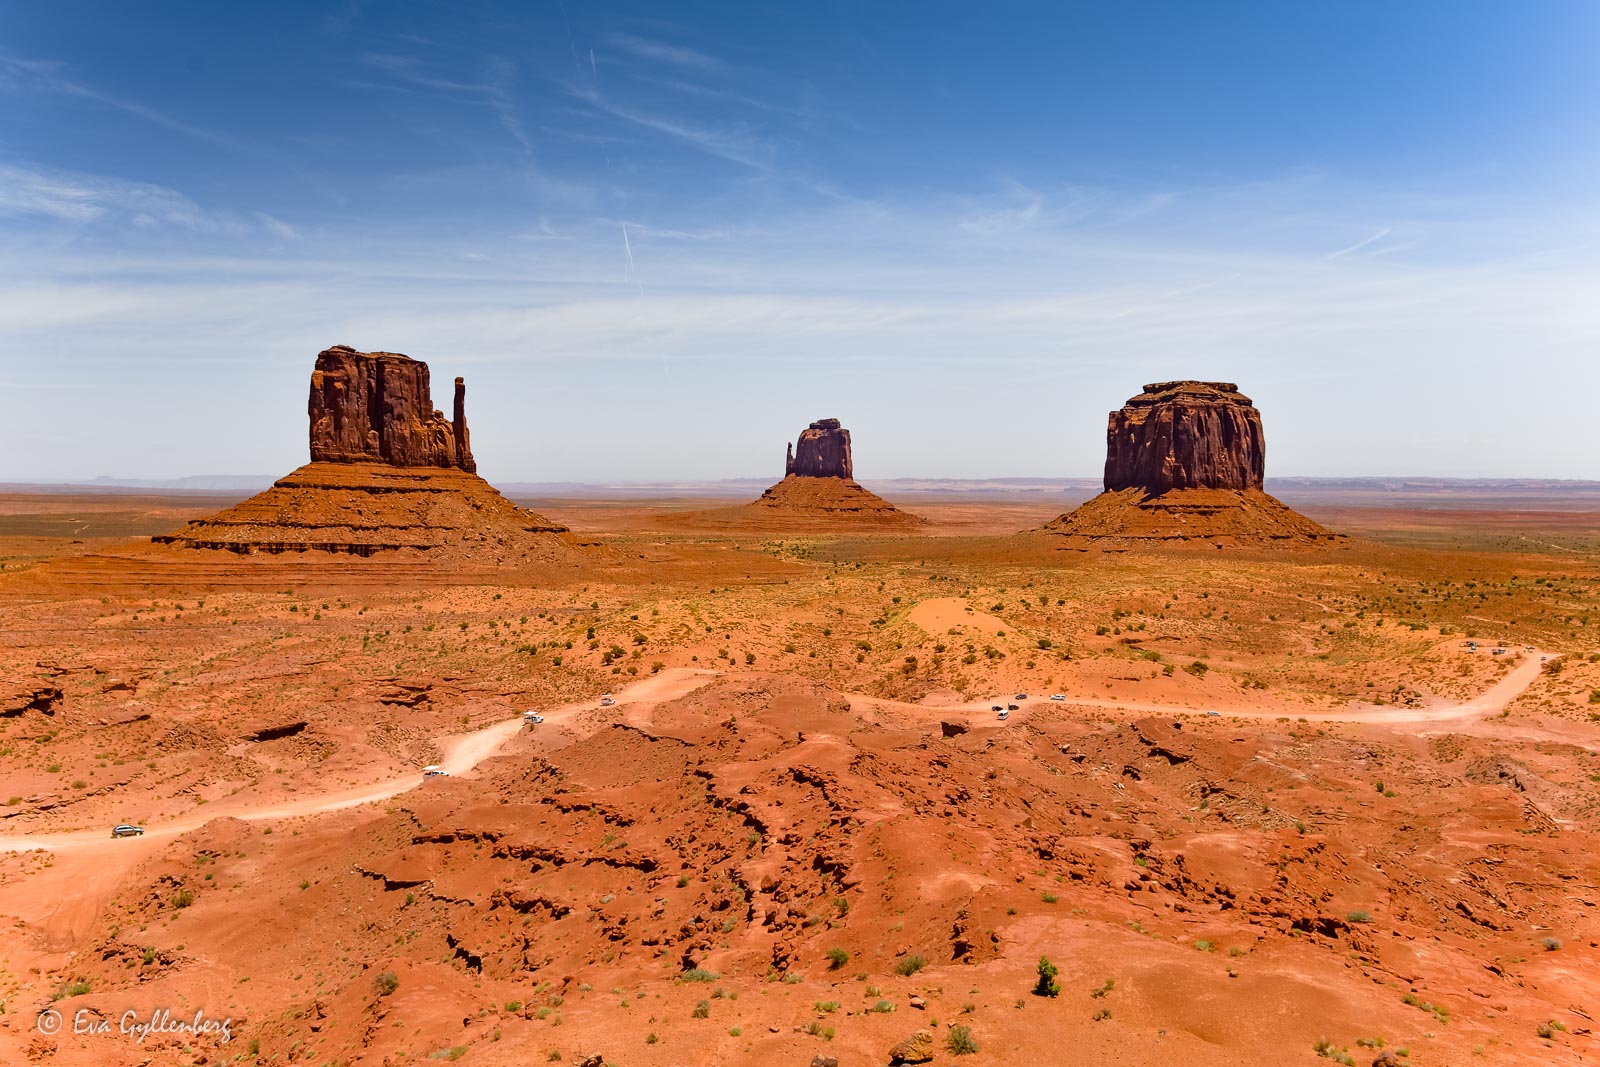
<box><xmin>308</xmin><ymin>345</ymin><xmax>476</xmax><ymax>472</ymax></box>
<box><xmin>1104</xmin><ymin>381</ymin><xmax>1263</xmax><ymax>493</ymax></box>
<box><xmin>784</xmin><ymin>418</ymin><xmax>853</xmax><ymax>479</ymax></box>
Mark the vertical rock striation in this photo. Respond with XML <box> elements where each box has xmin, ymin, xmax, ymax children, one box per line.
<box><xmin>308</xmin><ymin>345</ymin><xmax>476</xmax><ymax>472</ymax></box>
<box><xmin>1103</xmin><ymin>381</ymin><xmax>1264</xmax><ymax>493</ymax></box>
<box><xmin>785</xmin><ymin>418</ymin><xmax>853</xmax><ymax>479</ymax></box>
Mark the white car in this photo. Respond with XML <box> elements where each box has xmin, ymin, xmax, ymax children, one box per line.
<box><xmin>997</xmin><ymin>709</ymin><xmax>1010</xmax><ymax>720</ymax></box>
<box><xmin>422</xmin><ymin>765</ymin><xmax>449</xmax><ymax>778</ymax></box>
<box><xmin>1205</xmin><ymin>710</ymin><xmax>1221</xmax><ymax>717</ymax></box>
<box><xmin>523</xmin><ymin>711</ymin><xmax>544</xmax><ymax>724</ymax></box>
<box><xmin>1049</xmin><ymin>694</ymin><xmax>1065</xmax><ymax>701</ymax></box>
<box><xmin>599</xmin><ymin>695</ymin><xmax>616</xmax><ymax>707</ymax></box>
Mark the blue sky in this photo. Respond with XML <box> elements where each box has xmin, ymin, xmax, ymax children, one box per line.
<box><xmin>2</xmin><ymin>1</ymin><xmax>1598</xmax><ymax>482</ymax></box>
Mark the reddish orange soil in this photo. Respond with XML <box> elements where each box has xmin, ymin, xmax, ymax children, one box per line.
<box><xmin>0</xmin><ymin>488</ymin><xmax>1597</xmax><ymax>1067</ymax></box>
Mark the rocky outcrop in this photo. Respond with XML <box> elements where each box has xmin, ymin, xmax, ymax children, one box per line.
<box><xmin>1038</xmin><ymin>380</ymin><xmax>1344</xmax><ymax>549</ymax></box>
<box><xmin>308</xmin><ymin>346</ymin><xmax>475</xmax><ymax>472</ymax></box>
<box><xmin>1104</xmin><ymin>381</ymin><xmax>1264</xmax><ymax>493</ymax></box>
<box><xmin>888</xmin><ymin>1029</ymin><xmax>935</xmax><ymax>1064</ymax></box>
<box><xmin>1</xmin><ymin>684</ymin><xmax>61</xmax><ymax>717</ymax></box>
<box><xmin>785</xmin><ymin>418</ymin><xmax>853</xmax><ymax>479</ymax></box>
<box><xmin>146</xmin><ymin>345</ymin><xmax>583</xmax><ymax>566</ymax></box>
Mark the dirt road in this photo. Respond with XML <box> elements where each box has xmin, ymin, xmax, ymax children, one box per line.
<box><xmin>0</xmin><ymin>655</ymin><xmax>1554</xmax><ymax>858</ymax></box>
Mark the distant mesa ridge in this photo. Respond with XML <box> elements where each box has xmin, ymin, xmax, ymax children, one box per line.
<box><xmin>1041</xmin><ymin>380</ymin><xmax>1343</xmax><ymax>548</ymax></box>
<box><xmin>309</xmin><ymin>345</ymin><xmax>475</xmax><ymax>472</ymax></box>
<box><xmin>784</xmin><ymin>417</ymin><xmax>853</xmax><ymax>480</ymax></box>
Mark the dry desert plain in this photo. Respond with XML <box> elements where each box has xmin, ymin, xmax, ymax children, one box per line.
<box><xmin>1</xmin><ymin>483</ymin><xmax>1599</xmax><ymax>1067</ymax></box>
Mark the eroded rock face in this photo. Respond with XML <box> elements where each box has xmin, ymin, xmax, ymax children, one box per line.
<box><xmin>308</xmin><ymin>346</ymin><xmax>475</xmax><ymax>472</ymax></box>
<box><xmin>784</xmin><ymin>418</ymin><xmax>853</xmax><ymax>479</ymax></box>
<box><xmin>1104</xmin><ymin>381</ymin><xmax>1264</xmax><ymax>493</ymax></box>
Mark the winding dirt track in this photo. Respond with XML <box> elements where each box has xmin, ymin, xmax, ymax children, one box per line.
<box><xmin>0</xmin><ymin>653</ymin><xmax>1553</xmax><ymax>857</ymax></box>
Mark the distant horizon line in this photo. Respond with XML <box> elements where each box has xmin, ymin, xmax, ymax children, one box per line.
<box><xmin>4</xmin><ymin>474</ymin><xmax>1598</xmax><ymax>492</ymax></box>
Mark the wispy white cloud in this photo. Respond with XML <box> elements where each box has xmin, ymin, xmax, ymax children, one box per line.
<box><xmin>0</xmin><ymin>163</ymin><xmax>308</xmax><ymax>250</ymax></box>
<box><xmin>2</xmin><ymin>175</ymin><xmax>1597</xmax><ymax>480</ymax></box>
<box><xmin>0</xmin><ymin>55</ymin><xmax>238</xmax><ymax>149</ymax></box>
<box><xmin>0</xmin><ymin>163</ymin><xmax>221</xmax><ymax>231</ymax></box>
<box><xmin>566</xmin><ymin>84</ymin><xmax>771</xmax><ymax>170</ymax></box>
<box><xmin>358</xmin><ymin>52</ymin><xmax>531</xmax><ymax>153</ymax></box>
<box><xmin>608</xmin><ymin>33</ymin><xmax>723</xmax><ymax>72</ymax></box>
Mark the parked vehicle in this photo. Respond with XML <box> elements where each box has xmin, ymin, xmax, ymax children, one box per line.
<box><xmin>1049</xmin><ymin>694</ymin><xmax>1065</xmax><ymax>701</ymax></box>
<box><xmin>599</xmin><ymin>695</ymin><xmax>616</xmax><ymax>707</ymax></box>
<box><xmin>523</xmin><ymin>711</ymin><xmax>544</xmax><ymax>724</ymax></box>
<box><xmin>111</xmin><ymin>824</ymin><xmax>145</xmax><ymax>838</ymax></box>
<box><xmin>1013</xmin><ymin>693</ymin><xmax>1028</xmax><ymax>701</ymax></box>
<box><xmin>1205</xmin><ymin>710</ymin><xmax>1221</xmax><ymax>718</ymax></box>
<box><xmin>990</xmin><ymin>704</ymin><xmax>1004</xmax><ymax>712</ymax></box>
<box><xmin>1006</xmin><ymin>703</ymin><xmax>1019</xmax><ymax>711</ymax></box>
<box><xmin>422</xmin><ymin>765</ymin><xmax>449</xmax><ymax>778</ymax></box>
<box><xmin>997</xmin><ymin>709</ymin><xmax>1010</xmax><ymax>720</ymax></box>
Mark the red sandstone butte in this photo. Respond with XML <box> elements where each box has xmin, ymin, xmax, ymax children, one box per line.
<box><xmin>785</xmin><ymin>418</ymin><xmax>853</xmax><ymax>479</ymax></box>
<box><xmin>308</xmin><ymin>345</ymin><xmax>475</xmax><ymax>472</ymax></box>
<box><xmin>1103</xmin><ymin>381</ymin><xmax>1264</xmax><ymax>493</ymax></box>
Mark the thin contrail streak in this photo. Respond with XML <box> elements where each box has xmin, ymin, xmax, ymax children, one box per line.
<box><xmin>1328</xmin><ymin>227</ymin><xmax>1392</xmax><ymax>260</ymax></box>
<box><xmin>556</xmin><ymin>0</ymin><xmax>584</xmax><ymax>77</ymax></box>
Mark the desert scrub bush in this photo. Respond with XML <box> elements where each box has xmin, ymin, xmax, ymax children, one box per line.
<box><xmin>895</xmin><ymin>954</ymin><xmax>927</xmax><ymax>977</ymax></box>
<box><xmin>1033</xmin><ymin>957</ymin><xmax>1060</xmax><ymax>997</ymax></box>
<box><xmin>53</xmin><ymin>978</ymin><xmax>91</xmax><ymax>999</ymax></box>
<box><xmin>826</xmin><ymin>946</ymin><xmax>850</xmax><ymax>969</ymax></box>
<box><xmin>680</xmin><ymin>967</ymin><xmax>719</xmax><ymax>982</ymax></box>
<box><xmin>1090</xmin><ymin>977</ymin><xmax>1115</xmax><ymax>998</ymax></box>
<box><xmin>1543</xmin><ymin>936</ymin><xmax>1562</xmax><ymax>951</ymax></box>
<box><xmin>946</xmin><ymin>1024</ymin><xmax>980</xmax><ymax>1055</ymax></box>
<box><xmin>1312</xmin><ymin>1038</ymin><xmax>1356</xmax><ymax>1064</ymax></box>
<box><xmin>867</xmin><ymin>999</ymin><xmax>894</xmax><ymax>1014</ymax></box>
<box><xmin>691</xmin><ymin>1000</ymin><xmax>710</xmax><ymax>1019</ymax></box>
<box><xmin>172</xmin><ymin>889</ymin><xmax>196</xmax><ymax>909</ymax></box>
<box><xmin>815</xmin><ymin>1000</ymin><xmax>840</xmax><ymax>1014</ymax></box>
<box><xmin>1347</xmin><ymin>910</ymin><xmax>1373</xmax><ymax>923</ymax></box>
<box><xmin>372</xmin><ymin>971</ymin><xmax>399</xmax><ymax>997</ymax></box>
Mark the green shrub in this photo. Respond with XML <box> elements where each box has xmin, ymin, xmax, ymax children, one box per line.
<box><xmin>946</xmin><ymin>1024</ymin><xmax>980</xmax><ymax>1055</ymax></box>
<box><xmin>826</xmin><ymin>946</ymin><xmax>850</xmax><ymax>969</ymax></box>
<box><xmin>1034</xmin><ymin>957</ymin><xmax>1060</xmax><ymax>997</ymax></box>
<box><xmin>895</xmin><ymin>954</ymin><xmax>926</xmax><ymax>977</ymax></box>
<box><xmin>372</xmin><ymin>971</ymin><xmax>399</xmax><ymax>997</ymax></box>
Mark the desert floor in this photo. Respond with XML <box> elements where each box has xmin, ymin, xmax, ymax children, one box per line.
<box><xmin>0</xmin><ymin>485</ymin><xmax>1597</xmax><ymax>1067</ymax></box>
